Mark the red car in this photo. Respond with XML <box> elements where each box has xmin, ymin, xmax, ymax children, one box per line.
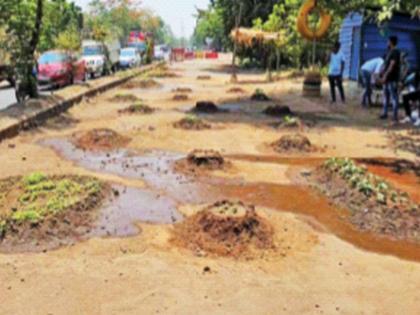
<box><xmin>37</xmin><ymin>50</ymin><xmax>87</xmax><ymax>90</ymax></box>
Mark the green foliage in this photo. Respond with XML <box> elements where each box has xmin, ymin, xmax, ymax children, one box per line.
<box><xmin>54</xmin><ymin>27</ymin><xmax>82</xmax><ymax>52</ymax></box>
<box><xmin>0</xmin><ymin>174</ymin><xmax>103</xmax><ymax>228</ymax></box>
<box><xmin>193</xmin><ymin>6</ymin><xmax>225</xmax><ymax>50</ymax></box>
<box><xmin>323</xmin><ymin>158</ymin><xmax>414</xmax><ymax>206</ymax></box>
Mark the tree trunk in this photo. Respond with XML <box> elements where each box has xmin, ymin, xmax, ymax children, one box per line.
<box><xmin>26</xmin><ymin>0</ymin><xmax>43</xmax><ymax>98</ymax></box>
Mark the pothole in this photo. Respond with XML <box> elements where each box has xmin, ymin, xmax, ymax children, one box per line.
<box><xmin>171</xmin><ymin>200</ymin><xmax>275</xmax><ymax>258</ymax></box>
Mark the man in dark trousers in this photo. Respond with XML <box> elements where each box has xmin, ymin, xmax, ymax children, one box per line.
<box><xmin>328</xmin><ymin>41</ymin><xmax>346</xmax><ymax>104</ymax></box>
<box><xmin>380</xmin><ymin>36</ymin><xmax>401</xmax><ymax>122</ymax></box>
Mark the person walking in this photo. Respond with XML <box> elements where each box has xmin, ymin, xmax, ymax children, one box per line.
<box><xmin>360</xmin><ymin>56</ymin><xmax>384</xmax><ymax>107</ymax></box>
<box><xmin>380</xmin><ymin>36</ymin><xmax>401</xmax><ymax>122</ymax></box>
<box><xmin>328</xmin><ymin>42</ymin><xmax>346</xmax><ymax>104</ymax></box>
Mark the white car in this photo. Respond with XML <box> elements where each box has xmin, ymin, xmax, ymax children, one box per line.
<box><xmin>119</xmin><ymin>48</ymin><xmax>141</xmax><ymax>69</ymax></box>
<box><xmin>82</xmin><ymin>40</ymin><xmax>121</xmax><ymax>78</ymax></box>
<box><xmin>154</xmin><ymin>45</ymin><xmax>170</xmax><ymax>61</ymax></box>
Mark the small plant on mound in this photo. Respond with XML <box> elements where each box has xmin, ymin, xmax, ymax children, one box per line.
<box><xmin>271</xmin><ymin>134</ymin><xmax>313</xmax><ymax>153</ymax></box>
<box><xmin>119</xmin><ymin>102</ymin><xmax>155</xmax><ymax>115</ymax></box>
<box><xmin>173</xmin><ymin>115</ymin><xmax>211</xmax><ymax>130</ymax></box>
<box><xmin>316</xmin><ymin>158</ymin><xmax>420</xmax><ymax>243</ymax></box>
<box><xmin>108</xmin><ymin>93</ymin><xmax>139</xmax><ymax>103</ymax></box>
<box><xmin>251</xmin><ymin>88</ymin><xmax>270</xmax><ymax>101</ymax></box>
<box><xmin>171</xmin><ymin>200</ymin><xmax>274</xmax><ymax>258</ymax></box>
<box><xmin>323</xmin><ymin>158</ymin><xmax>413</xmax><ymax>206</ymax></box>
<box><xmin>0</xmin><ymin>172</ymin><xmax>105</xmax><ymax>239</ymax></box>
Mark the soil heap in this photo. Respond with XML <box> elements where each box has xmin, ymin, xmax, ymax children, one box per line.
<box><xmin>172</xmin><ymin>94</ymin><xmax>189</xmax><ymax>101</ymax></box>
<box><xmin>172</xmin><ymin>200</ymin><xmax>274</xmax><ymax>258</ymax></box>
<box><xmin>118</xmin><ymin>103</ymin><xmax>155</xmax><ymax>115</ymax></box>
<box><xmin>192</xmin><ymin>101</ymin><xmax>219</xmax><ymax>113</ymax></box>
<box><xmin>173</xmin><ymin>116</ymin><xmax>211</xmax><ymax>130</ymax></box>
<box><xmin>73</xmin><ymin>128</ymin><xmax>130</xmax><ymax>151</ymax></box>
<box><xmin>263</xmin><ymin>105</ymin><xmax>292</xmax><ymax>117</ymax></box>
<box><xmin>108</xmin><ymin>93</ymin><xmax>139</xmax><ymax>103</ymax></box>
<box><xmin>123</xmin><ymin>79</ymin><xmax>161</xmax><ymax>89</ymax></box>
<box><xmin>271</xmin><ymin>134</ymin><xmax>313</xmax><ymax>152</ymax></box>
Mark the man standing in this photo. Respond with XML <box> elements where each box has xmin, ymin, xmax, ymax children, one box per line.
<box><xmin>328</xmin><ymin>42</ymin><xmax>346</xmax><ymax>104</ymax></box>
<box><xmin>380</xmin><ymin>36</ymin><xmax>401</xmax><ymax>122</ymax></box>
<box><xmin>360</xmin><ymin>56</ymin><xmax>384</xmax><ymax>107</ymax></box>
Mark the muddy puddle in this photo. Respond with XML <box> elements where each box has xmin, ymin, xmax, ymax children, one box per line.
<box><xmin>90</xmin><ymin>185</ymin><xmax>183</xmax><ymax>237</ymax></box>
<box><xmin>40</xmin><ymin>139</ymin><xmax>420</xmax><ymax>261</ymax></box>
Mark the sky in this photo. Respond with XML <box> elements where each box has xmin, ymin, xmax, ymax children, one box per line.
<box><xmin>74</xmin><ymin>0</ymin><xmax>210</xmax><ymax>38</ymax></box>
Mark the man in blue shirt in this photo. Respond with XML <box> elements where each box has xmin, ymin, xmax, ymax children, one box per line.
<box><xmin>360</xmin><ymin>57</ymin><xmax>384</xmax><ymax>107</ymax></box>
<box><xmin>328</xmin><ymin>42</ymin><xmax>346</xmax><ymax>104</ymax></box>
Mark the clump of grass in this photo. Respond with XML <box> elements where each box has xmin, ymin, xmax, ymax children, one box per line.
<box><xmin>324</xmin><ymin>158</ymin><xmax>411</xmax><ymax>205</ymax></box>
<box><xmin>0</xmin><ymin>173</ymin><xmax>104</xmax><ymax>231</ymax></box>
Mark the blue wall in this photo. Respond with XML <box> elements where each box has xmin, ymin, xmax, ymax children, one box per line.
<box><xmin>340</xmin><ymin>12</ymin><xmax>420</xmax><ymax>80</ymax></box>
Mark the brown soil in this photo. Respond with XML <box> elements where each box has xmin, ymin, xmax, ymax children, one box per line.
<box><xmin>390</xmin><ymin>132</ymin><xmax>420</xmax><ymax>157</ymax></box>
<box><xmin>172</xmin><ymin>94</ymin><xmax>189</xmax><ymax>101</ymax></box>
<box><xmin>171</xmin><ymin>200</ymin><xmax>274</xmax><ymax>258</ymax></box>
<box><xmin>192</xmin><ymin>101</ymin><xmax>219</xmax><ymax>113</ymax></box>
<box><xmin>122</xmin><ymin>79</ymin><xmax>161</xmax><ymax>89</ymax></box>
<box><xmin>197</xmin><ymin>75</ymin><xmax>211</xmax><ymax>80</ymax></box>
<box><xmin>312</xmin><ymin>167</ymin><xmax>420</xmax><ymax>244</ymax></box>
<box><xmin>73</xmin><ymin>128</ymin><xmax>130</xmax><ymax>151</ymax></box>
<box><xmin>108</xmin><ymin>94</ymin><xmax>139</xmax><ymax>103</ymax></box>
<box><xmin>175</xmin><ymin>150</ymin><xmax>227</xmax><ymax>174</ymax></box>
<box><xmin>173</xmin><ymin>118</ymin><xmax>211</xmax><ymax>130</ymax></box>
<box><xmin>271</xmin><ymin>134</ymin><xmax>314</xmax><ymax>153</ymax></box>
<box><xmin>0</xmin><ymin>175</ymin><xmax>109</xmax><ymax>253</ymax></box>
<box><xmin>172</xmin><ymin>87</ymin><xmax>193</xmax><ymax>93</ymax></box>
<box><xmin>263</xmin><ymin>105</ymin><xmax>293</xmax><ymax>117</ymax></box>
<box><xmin>118</xmin><ymin>104</ymin><xmax>155</xmax><ymax>115</ymax></box>
<box><xmin>227</xmin><ymin>87</ymin><xmax>245</xmax><ymax>94</ymax></box>
<box><xmin>358</xmin><ymin>158</ymin><xmax>420</xmax><ymax>178</ymax></box>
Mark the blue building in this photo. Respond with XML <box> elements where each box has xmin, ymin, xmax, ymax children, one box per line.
<box><xmin>339</xmin><ymin>11</ymin><xmax>420</xmax><ymax>81</ymax></box>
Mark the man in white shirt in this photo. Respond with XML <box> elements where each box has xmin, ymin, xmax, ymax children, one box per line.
<box><xmin>360</xmin><ymin>57</ymin><xmax>384</xmax><ymax>107</ymax></box>
<box><xmin>328</xmin><ymin>42</ymin><xmax>346</xmax><ymax>104</ymax></box>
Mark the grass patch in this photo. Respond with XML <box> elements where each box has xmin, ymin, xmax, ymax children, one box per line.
<box><xmin>0</xmin><ymin>173</ymin><xmax>104</xmax><ymax>234</ymax></box>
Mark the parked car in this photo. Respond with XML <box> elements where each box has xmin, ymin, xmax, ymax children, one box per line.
<box><xmin>82</xmin><ymin>40</ymin><xmax>121</xmax><ymax>78</ymax></box>
<box><xmin>154</xmin><ymin>44</ymin><xmax>170</xmax><ymax>61</ymax></box>
<box><xmin>119</xmin><ymin>47</ymin><xmax>141</xmax><ymax>69</ymax></box>
<box><xmin>37</xmin><ymin>50</ymin><xmax>86</xmax><ymax>90</ymax></box>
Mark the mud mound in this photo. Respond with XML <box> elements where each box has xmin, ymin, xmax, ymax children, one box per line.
<box><xmin>118</xmin><ymin>103</ymin><xmax>155</xmax><ymax>115</ymax></box>
<box><xmin>175</xmin><ymin>150</ymin><xmax>227</xmax><ymax>175</ymax></box>
<box><xmin>148</xmin><ymin>67</ymin><xmax>179</xmax><ymax>78</ymax></box>
<box><xmin>173</xmin><ymin>94</ymin><xmax>189</xmax><ymax>101</ymax></box>
<box><xmin>172</xmin><ymin>87</ymin><xmax>193</xmax><ymax>93</ymax></box>
<box><xmin>251</xmin><ymin>89</ymin><xmax>270</xmax><ymax>101</ymax></box>
<box><xmin>73</xmin><ymin>128</ymin><xmax>130</xmax><ymax>151</ymax></box>
<box><xmin>271</xmin><ymin>134</ymin><xmax>313</xmax><ymax>153</ymax></box>
<box><xmin>108</xmin><ymin>93</ymin><xmax>139</xmax><ymax>102</ymax></box>
<box><xmin>227</xmin><ymin>87</ymin><xmax>245</xmax><ymax>94</ymax></box>
<box><xmin>0</xmin><ymin>173</ymin><xmax>109</xmax><ymax>252</ymax></box>
<box><xmin>197</xmin><ymin>75</ymin><xmax>211</xmax><ymax>80</ymax></box>
<box><xmin>122</xmin><ymin>79</ymin><xmax>161</xmax><ymax>89</ymax></box>
<box><xmin>172</xmin><ymin>200</ymin><xmax>274</xmax><ymax>257</ymax></box>
<box><xmin>192</xmin><ymin>101</ymin><xmax>219</xmax><ymax>113</ymax></box>
<box><xmin>263</xmin><ymin>105</ymin><xmax>292</xmax><ymax>117</ymax></box>
<box><xmin>173</xmin><ymin>116</ymin><xmax>211</xmax><ymax>130</ymax></box>
<box><xmin>314</xmin><ymin>158</ymin><xmax>420</xmax><ymax>243</ymax></box>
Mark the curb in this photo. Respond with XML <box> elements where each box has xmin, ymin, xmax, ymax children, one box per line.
<box><xmin>0</xmin><ymin>63</ymin><xmax>162</xmax><ymax>143</ymax></box>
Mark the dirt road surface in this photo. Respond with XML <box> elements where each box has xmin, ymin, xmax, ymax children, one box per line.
<box><xmin>0</xmin><ymin>55</ymin><xmax>419</xmax><ymax>315</ymax></box>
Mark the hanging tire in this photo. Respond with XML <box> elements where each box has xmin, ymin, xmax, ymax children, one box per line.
<box><xmin>296</xmin><ymin>0</ymin><xmax>331</xmax><ymax>40</ymax></box>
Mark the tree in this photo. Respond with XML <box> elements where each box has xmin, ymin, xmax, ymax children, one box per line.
<box><xmin>192</xmin><ymin>6</ymin><xmax>225</xmax><ymax>50</ymax></box>
<box><xmin>0</xmin><ymin>0</ymin><xmax>44</xmax><ymax>101</ymax></box>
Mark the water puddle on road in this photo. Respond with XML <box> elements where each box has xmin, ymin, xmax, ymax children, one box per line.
<box><xmin>40</xmin><ymin>138</ymin><xmax>420</xmax><ymax>262</ymax></box>
<box><xmin>89</xmin><ymin>185</ymin><xmax>183</xmax><ymax>237</ymax></box>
